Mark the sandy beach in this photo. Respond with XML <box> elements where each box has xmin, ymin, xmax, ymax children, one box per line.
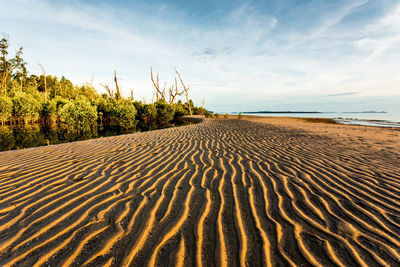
<box><xmin>0</xmin><ymin>117</ymin><xmax>400</xmax><ymax>266</ymax></box>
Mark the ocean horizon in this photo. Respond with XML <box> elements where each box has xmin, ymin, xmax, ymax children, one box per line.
<box><xmin>233</xmin><ymin>111</ymin><xmax>400</xmax><ymax>123</ymax></box>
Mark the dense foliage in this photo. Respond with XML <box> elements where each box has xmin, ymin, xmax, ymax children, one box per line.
<box><xmin>0</xmin><ymin>35</ymin><xmax>210</xmax><ymax>136</ymax></box>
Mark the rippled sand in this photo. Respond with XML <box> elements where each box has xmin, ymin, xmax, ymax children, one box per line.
<box><xmin>0</xmin><ymin>117</ymin><xmax>399</xmax><ymax>266</ymax></box>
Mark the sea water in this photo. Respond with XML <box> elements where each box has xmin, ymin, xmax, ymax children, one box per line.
<box><xmin>239</xmin><ymin>112</ymin><xmax>400</xmax><ymax>128</ymax></box>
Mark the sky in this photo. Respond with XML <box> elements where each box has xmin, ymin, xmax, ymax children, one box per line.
<box><xmin>1</xmin><ymin>0</ymin><xmax>400</xmax><ymax>114</ymax></box>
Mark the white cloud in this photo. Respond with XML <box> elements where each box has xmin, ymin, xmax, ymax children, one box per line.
<box><xmin>1</xmin><ymin>0</ymin><xmax>399</xmax><ymax>114</ymax></box>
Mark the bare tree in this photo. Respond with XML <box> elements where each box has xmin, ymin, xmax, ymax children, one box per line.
<box><xmin>89</xmin><ymin>75</ymin><xmax>94</xmax><ymax>87</ymax></box>
<box><xmin>100</xmin><ymin>82</ymin><xmax>114</xmax><ymax>98</ymax></box>
<box><xmin>114</xmin><ymin>70</ymin><xmax>121</xmax><ymax>100</ymax></box>
<box><xmin>168</xmin><ymin>77</ymin><xmax>184</xmax><ymax>104</ymax></box>
<box><xmin>150</xmin><ymin>67</ymin><xmax>166</xmax><ymax>101</ymax></box>
<box><xmin>100</xmin><ymin>70</ymin><xmax>122</xmax><ymax>99</ymax></box>
<box><xmin>38</xmin><ymin>62</ymin><xmax>47</xmax><ymax>101</ymax></box>
<box><xmin>175</xmin><ymin>69</ymin><xmax>192</xmax><ymax>115</ymax></box>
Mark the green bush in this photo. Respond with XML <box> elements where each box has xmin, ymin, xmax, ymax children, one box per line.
<box><xmin>173</xmin><ymin>103</ymin><xmax>189</xmax><ymax>117</ymax></box>
<box><xmin>0</xmin><ymin>96</ymin><xmax>13</xmax><ymax>123</ymax></box>
<box><xmin>97</xmin><ymin>98</ymin><xmax>137</xmax><ymax>129</ymax></box>
<box><xmin>12</xmin><ymin>92</ymin><xmax>42</xmax><ymax>122</ymax></box>
<box><xmin>13</xmin><ymin>124</ymin><xmax>46</xmax><ymax>149</ymax></box>
<box><xmin>238</xmin><ymin>112</ymin><xmax>243</xmax><ymax>119</ymax></box>
<box><xmin>224</xmin><ymin>113</ymin><xmax>229</xmax><ymax>119</ymax></box>
<box><xmin>41</xmin><ymin>99</ymin><xmax>58</xmax><ymax>125</ymax></box>
<box><xmin>0</xmin><ymin>126</ymin><xmax>15</xmax><ymax>150</ymax></box>
<box><xmin>134</xmin><ymin>102</ymin><xmax>157</xmax><ymax>130</ymax></box>
<box><xmin>58</xmin><ymin>98</ymin><xmax>98</xmax><ymax>133</ymax></box>
<box><xmin>41</xmin><ymin>100</ymin><xmax>57</xmax><ymax>116</ymax></box>
<box><xmin>155</xmin><ymin>100</ymin><xmax>175</xmax><ymax>126</ymax></box>
<box><xmin>113</xmin><ymin>99</ymin><xmax>137</xmax><ymax>130</ymax></box>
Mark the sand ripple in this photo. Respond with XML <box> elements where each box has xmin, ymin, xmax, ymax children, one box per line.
<box><xmin>0</xmin><ymin>119</ymin><xmax>399</xmax><ymax>266</ymax></box>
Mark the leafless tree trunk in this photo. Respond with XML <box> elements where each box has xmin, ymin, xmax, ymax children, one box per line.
<box><xmin>175</xmin><ymin>69</ymin><xmax>192</xmax><ymax>115</ymax></box>
<box><xmin>100</xmin><ymin>70</ymin><xmax>122</xmax><ymax>99</ymax></box>
<box><xmin>168</xmin><ymin>77</ymin><xmax>184</xmax><ymax>104</ymax></box>
<box><xmin>100</xmin><ymin>83</ymin><xmax>114</xmax><ymax>98</ymax></box>
<box><xmin>38</xmin><ymin>62</ymin><xmax>47</xmax><ymax>101</ymax></box>
<box><xmin>150</xmin><ymin>67</ymin><xmax>166</xmax><ymax>101</ymax></box>
<box><xmin>114</xmin><ymin>70</ymin><xmax>121</xmax><ymax>100</ymax></box>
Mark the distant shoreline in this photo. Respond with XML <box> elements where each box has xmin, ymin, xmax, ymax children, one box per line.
<box><xmin>241</xmin><ymin>111</ymin><xmax>322</xmax><ymax>114</ymax></box>
<box><xmin>236</xmin><ymin>111</ymin><xmax>387</xmax><ymax>114</ymax></box>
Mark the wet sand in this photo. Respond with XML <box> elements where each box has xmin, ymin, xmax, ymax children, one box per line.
<box><xmin>0</xmin><ymin>117</ymin><xmax>400</xmax><ymax>266</ymax></box>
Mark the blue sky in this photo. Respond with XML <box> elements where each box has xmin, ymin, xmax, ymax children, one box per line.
<box><xmin>1</xmin><ymin>0</ymin><xmax>400</xmax><ymax>114</ymax></box>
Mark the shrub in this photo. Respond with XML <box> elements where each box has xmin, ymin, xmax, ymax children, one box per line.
<box><xmin>12</xmin><ymin>92</ymin><xmax>42</xmax><ymax>122</ymax></box>
<box><xmin>113</xmin><ymin>99</ymin><xmax>137</xmax><ymax>130</ymax></box>
<box><xmin>58</xmin><ymin>98</ymin><xmax>98</xmax><ymax>133</ymax></box>
<box><xmin>238</xmin><ymin>112</ymin><xmax>243</xmax><ymax>119</ymax></box>
<box><xmin>0</xmin><ymin>126</ymin><xmax>14</xmax><ymax>150</ymax></box>
<box><xmin>0</xmin><ymin>96</ymin><xmax>13</xmax><ymax>123</ymax></box>
<box><xmin>224</xmin><ymin>113</ymin><xmax>229</xmax><ymax>119</ymax></box>
<box><xmin>41</xmin><ymin>99</ymin><xmax>58</xmax><ymax>125</ymax></box>
<box><xmin>173</xmin><ymin>103</ymin><xmax>188</xmax><ymax>117</ymax></box>
<box><xmin>97</xmin><ymin>98</ymin><xmax>137</xmax><ymax>129</ymax></box>
<box><xmin>155</xmin><ymin>100</ymin><xmax>175</xmax><ymax>126</ymax></box>
<box><xmin>135</xmin><ymin>102</ymin><xmax>157</xmax><ymax>130</ymax></box>
<box><xmin>214</xmin><ymin>113</ymin><xmax>219</xmax><ymax>118</ymax></box>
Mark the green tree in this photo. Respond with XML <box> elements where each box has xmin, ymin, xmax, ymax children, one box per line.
<box><xmin>76</xmin><ymin>83</ymin><xmax>98</xmax><ymax>101</ymax></box>
<box><xmin>12</xmin><ymin>92</ymin><xmax>41</xmax><ymax>123</ymax></box>
<box><xmin>41</xmin><ymin>99</ymin><xmax>58</xmax><ymax>125</ymax></box>
<box><xmin>0</xmin><ymin>126</ymin><xmax>15</xmax><ymax>150</ymax></box>
<box><xmin>113</xmin><ymin>99</ymin><xmax>137</xmax><ymax>130</ymax></box>
<box><xmin>59</xmin><ymin>76</ymin><xmax>75</xmax><ymax>98</ymax></box>
<box><xmin>0</xmin><ymin>96</ymin><xmax>12</xmax><ymax>125</ymax></box>
<box><xmin>37</xmin><ymin>75</ymin><xmax>59</xmax><ymax>99</ymax></box>
<box><xmin>0</xmin><ymin>35</ymin><xmax>26</xmax><ymax>96</ymax></box>
<box><xmin>97</xmin><ymin>98</ymin><xmax>136</xmax><ymax>129</ymax></box>
<box><xmin>58</xmin><ymin>98</ymin><xmax>98</xmax><ymax>134</ymax></box>
<box><xmin>155</xmin><ymin>100</ymin><xmax>175</xmax><ymax>126</ymax></box>
<box><xmin>173</xmin><ymin>101</ymin><xmax>189</xmax><ymax>117</ymax></box>
<box><xmin>134</xmin><ymin>101</ymin><xmax>157</xmax><ymax>130</ymax></box>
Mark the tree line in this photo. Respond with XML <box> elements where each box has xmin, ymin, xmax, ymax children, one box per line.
<box><xmin>0</xmin><ymin>35</ymin><xmax>210</xmax><ymax>135</ymax></box>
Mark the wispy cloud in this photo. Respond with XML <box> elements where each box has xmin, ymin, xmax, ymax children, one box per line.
<box><xmin>1</xmin><ymin>0</ymin><xmax>399</xmax><ymax>113</ymax></box>
<box><xmin>326</xmin><ymin>92</ymin><xmax>359</xmax><ymax>97</ymax></box>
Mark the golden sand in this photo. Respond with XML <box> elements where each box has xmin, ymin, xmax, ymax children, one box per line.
<box><xmin>0</xmin><ymin>117</ymin><xmax>399</xmax><ymax>266</ymax></box>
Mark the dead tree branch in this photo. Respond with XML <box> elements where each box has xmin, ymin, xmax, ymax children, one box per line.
<box><xmin>168</xmin><ymin>77</ymin><xmax>183</xmax><ymax>104</ymax></box>
<box><xmin>38</xmin><ymin>62</ymin><xmax>47</xmax><ymax>101</ymax></box>
<box><xmin>175</xmin><ymin>69</ymin><xmax>192</xmax><ymax>115</ymax></box>
<box><xmin>114</xmin><ymin>70</ymin><xmax>121</xmax><ymax>100</ymax></box>
<box><xmin>100</xmin><ymin>83</ymin><xmax>113</xmax><ymax>98</ymax></box>
<box><xmin>150</xmin><ymin>67</ymin><xmax>166</xmax><ymax>101</ymax></box>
